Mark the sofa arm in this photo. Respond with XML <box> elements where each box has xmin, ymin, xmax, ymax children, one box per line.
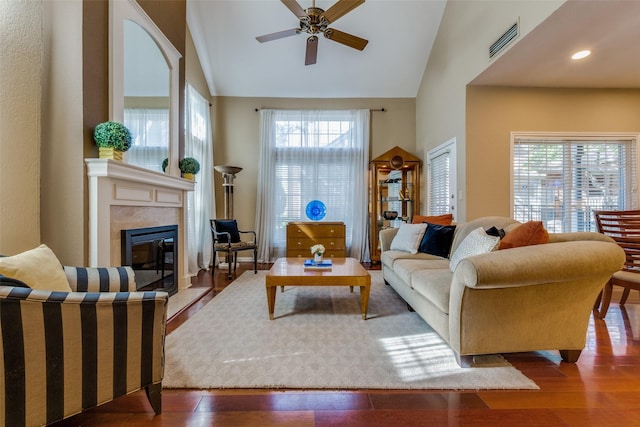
<box><xmin>0</xmin><ymin>286</ymin><xmax>167</xmax><ymax>426</ymax></box>
<box><xmin>379</xmin><ymin>228</ymin><xmax>400</xmax><ymax>252</ymax></box>
<box><xmin>453</xmin><ymin>240</ymin><xmax>624</xmax><ymax>289</ymax></box>
<box><xmin>64</xmin><ymin>266</ymin><xmax>137</xmax><ymax>292</ymax></box>
<box><xmin>547</xmin><ymin>231</ymin><xmax>615</xmax><ymax>244</ymax></box>
<box><xmin>447</xmin><ymin>240</ymin><xmax>625</xmax><ymax>360</ymax></box>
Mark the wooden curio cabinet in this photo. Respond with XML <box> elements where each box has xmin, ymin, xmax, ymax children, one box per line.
<box><xmin>369</xmin><ymin>146</ymin><xmax>422</xmax><ymax>262</ymax></box>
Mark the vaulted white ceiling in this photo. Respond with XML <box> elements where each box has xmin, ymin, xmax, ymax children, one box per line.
<box><xmin>187</xmin><ymin>0</ymin><xmax>447</xmax><ymax>98</ymax></box>
<box><xmin>186</xmin><ymin>0</ymin><xmax>640</xmax><ymax>99</ymax></box>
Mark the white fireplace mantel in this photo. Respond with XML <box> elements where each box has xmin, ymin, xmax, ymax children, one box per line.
<box><xmin>86</xmin><ymin>159</ymin><xmax>195</xmax><ymax>287</ymax></box>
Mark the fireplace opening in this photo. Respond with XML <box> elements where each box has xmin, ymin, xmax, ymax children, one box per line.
<box><xmin>121</xmin><ymin>225</ymin><xmax>178</xmax><ymax>295</ymax></box>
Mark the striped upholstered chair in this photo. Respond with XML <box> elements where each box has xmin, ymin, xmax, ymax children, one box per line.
<box><xmin>0</xmin><ymin>265</ymin><xmax>168</xmax><ymax>426</ymax></box>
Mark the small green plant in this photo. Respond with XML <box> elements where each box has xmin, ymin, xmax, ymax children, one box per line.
<box><xmin>179</xmin><ymin>157</ymin><xmax>200</xmax><ymax>174</ymax></box>
<box><xmin>162</xmin><ymin>158</ymin><xmax>168</xmax><ymax>172</ymax></box>
<box><xmin>93</xmin><ymin>121</ymin><xmax>132</xmax><ymax>151</ymax></box>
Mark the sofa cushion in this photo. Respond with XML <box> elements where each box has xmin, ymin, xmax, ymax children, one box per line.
<box><xmin>410</xmin><ymin>268</ymin><xmax>454</xmax><ymax>314</ymax></box>
<box><xmin>499</xmin><ymin>220</ymin><xmax>549</xmax><ymax>249</ymax></box>
<box><xmin>449</xmin><ymin>227</ymin><xmax>500</xmax><ymax>272</ymax></box>
<box><xmin>390</xmin><ymin>223</ymin><xmax>427</xmax><ymax>254</ymax></box>
<box><xmin>393</xmin><ymin>258</ymin><xmax>451</xmax><ymax>288</ymax></box>
<box><xmin>450</xmin><ymin>217</ymin><xmax>519</xmax><ymax>254</ymax></box>
<box><xmin>214</xmin><ymin>219</ymin><xmax>241</xmax><ymax>243</ymax></box>
<box><xmin>412</xmin><ymin>213</ymin><xmax>454</xmax><ymax>225</ymax></box>
<box><xmin>485</xmin><ymin>226</ymin><xmax>506</xmax><ymax>239</ymax></box>
<box><xmin>418</xmin><ymin>223</ymin><xmax>456</xmax><ymax>258</ymax></box>
<box><xmin>0</xmin><ymin>244</ymin><xmax>72</xmax><ymax>292</ymax></box>
<box><xmin>381</xmin><ymin>250</ymin><xmax>444</xmax><ymax>269</ymax></box>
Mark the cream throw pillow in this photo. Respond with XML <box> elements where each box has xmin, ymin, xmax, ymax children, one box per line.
<box><xmin>390</xmin><ymin>223</ymin><xmax>428</xmax><ymax>254</ymax></box>
<box><xmin>0</xmin><ymin>244</ymin><xmax>72</xmax><ymax>292</ymax></box>
<box><xmin>449</xmin><ymin>227</ymin><xmax>500</xmax><ymax>272</ymax></box>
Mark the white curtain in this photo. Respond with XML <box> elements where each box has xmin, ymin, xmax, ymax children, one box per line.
<box><xmin>124</xmin><ymin>108</ymin><xmax>169</xmax><ymax>172</ymax></box>
<box><xmin>255</xmin><ymin>109</ymin><xmax>370</xmax><ymax>262</ymax></box>
<box><xmin>185</xmin><ymin>83</ymin><xmax>214</xmax><ymax>274</ymax></box>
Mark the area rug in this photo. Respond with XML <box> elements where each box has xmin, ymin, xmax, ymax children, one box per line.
<box><xmin>167</xmin><ymin>287</ymin><xmax>210</xmax><ymax>319</ymax></box>
<box><xmin>163</xmin><ymin>271</ymin><xmax>538</xmax><ymax>390</ymax></box>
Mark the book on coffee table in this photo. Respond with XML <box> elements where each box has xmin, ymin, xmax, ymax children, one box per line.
<box><xmin>303</xmin><ymin>259</ymin><xmax>333</xmax><ymax>270</ymax></box>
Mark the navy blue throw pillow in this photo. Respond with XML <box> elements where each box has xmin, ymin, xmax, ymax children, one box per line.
<box><xmin>0</xmin><ymin>273</ymin><xmax>31</xmax><ymax>288</ymax></box>
<box><xmin>418</xmin><ymin>222</ymin><xmax>457</xmax><ymax>258</ymax></box>
<box><xmin>214</xmin><ymin>220</ymin><xmax>241</xmax><ymax>243</ymax></box>
<box><xmin>485</xmin><ymin>226</ymin><xmax>506</xmax><ymax>239</ymax></box>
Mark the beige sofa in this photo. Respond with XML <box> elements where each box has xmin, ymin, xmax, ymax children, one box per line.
<box><xmin>379</xmin><ymin>216</ymin><xmax>624</xmax><ymax>367</ymax></box>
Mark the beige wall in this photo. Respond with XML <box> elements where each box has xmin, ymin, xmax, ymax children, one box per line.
<box><xmin>212</xmin><ymin>97</ymin><xmax>416</xmax><ymax>230</ymax></box>
<box><xmin>466</xmin><ymin>86</ymin><xmax>640</xmax><ymax>219</ymax></box>
<box><xmin>40</xmin><ymin>0</ymin><xmax>85</xmax><ymax>264</ymax></box>
<box><xmin>416</xmin><ymin>0</ymin><xmax>563</xmax><ymax>222</ymax></box>
<box><xmin>0</xmin><ymin>0</ymin><xmax>42</xmax><ymax>254</ymax></box>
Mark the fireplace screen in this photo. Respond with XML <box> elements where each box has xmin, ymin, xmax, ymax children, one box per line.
<box><xmin>121</xmin><ymin>225</ymin><xmax>178</xmax><ymax>295</ymax></box>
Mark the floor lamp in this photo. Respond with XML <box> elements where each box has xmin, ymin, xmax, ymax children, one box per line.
<box><xmin>213</xmin><ymin>165</ymin><xmax>242</xmax><ymax>268</ymax></box>
<box><xmin>214</xmin><ymin>165</ymin><xmax>242</xmax><ymax>219</ymax></box>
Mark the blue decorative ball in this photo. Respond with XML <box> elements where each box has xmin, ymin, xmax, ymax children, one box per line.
<box><xmin>306</xmin><ymin>200</ymin><xmax>326</xmax><ymax>221</ymax></box>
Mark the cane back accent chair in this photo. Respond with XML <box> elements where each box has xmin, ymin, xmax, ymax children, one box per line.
<box><xmin>593</xmin><ymin>210</ymin><xmax>640</xmax><ymax>319</ymax></box>
<box><xmin>0</xmin><ymin>266</ymin><xmax>167</xmax><ymax>426</ymax></box>
<box><xmin>210</xmin><ymin>219</ymin><xmax>258</xmax><ymax>279</ymax></box>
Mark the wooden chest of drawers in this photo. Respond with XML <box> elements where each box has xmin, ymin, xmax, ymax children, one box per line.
<box><xmin>286</xmin><ymin>222</ymin><xmax>346</xmax><ymax>258</ymax></box>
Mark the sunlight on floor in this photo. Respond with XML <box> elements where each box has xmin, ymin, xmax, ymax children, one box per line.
<box><xmin>223</xmin><ymin>351</ymin><xmax>312</xmax><ymax>364</ymax></box>
<box><xmin>603</xmin><ymin>303</ymin><xmax>640</xmax><ymax>355</ymax></box>
<box><xmin>379</xmin><ymin>332</ymin><xmax>460</xmax><ymax>382</ymax></box>
<box><xmin>584</xmin><ymin>300</ymin><xmax>640</xmax><ymax>357</ymax></box>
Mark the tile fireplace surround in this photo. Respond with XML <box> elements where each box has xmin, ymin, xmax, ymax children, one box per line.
<box><xmin>86</xmin><ymin>159</ymin><xmax>195</xmax><ymax>289</ymax></box>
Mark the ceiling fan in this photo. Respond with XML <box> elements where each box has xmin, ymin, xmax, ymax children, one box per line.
<box><xmin>256</xmin><ymin>0</ymin><xmax>368</xmax><ymax>66</ymax></box>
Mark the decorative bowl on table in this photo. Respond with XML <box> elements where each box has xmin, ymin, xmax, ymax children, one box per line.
<box><xmin>382</xmin><ymin>211</ymin><xmax>398</xmax><ymax>220</ymax></box>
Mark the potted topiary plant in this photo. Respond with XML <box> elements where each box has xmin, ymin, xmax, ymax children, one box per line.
<box><xmin>162</xmin><ymin>158</ymin><xmax>169</xmax><ymax>173</ymax></box>
<box><xmin>93</xmin><ymin>121</ymin><xmax>132</xmax><ymax>161</ymax></box>
<box><xmin>179</xmin><ymin>157</ymin><xmax>200</xmax><ymax>180</ymax></box>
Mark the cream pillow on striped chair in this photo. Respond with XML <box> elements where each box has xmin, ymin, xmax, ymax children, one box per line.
<box><xmin>0</xmin><ymin>244</ymin><xmax>72</xmax><ymax>292</ymax></box>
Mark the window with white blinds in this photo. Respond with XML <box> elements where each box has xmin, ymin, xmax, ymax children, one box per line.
<box><xmin>428</xmin><ymin>139</ymin><xmax>456</xmax><ymax>216</ymax></box>
<box><xmin>512</xmin><ymin>134</ymin><xmax>639</xmax><ymax>232</ymax></box>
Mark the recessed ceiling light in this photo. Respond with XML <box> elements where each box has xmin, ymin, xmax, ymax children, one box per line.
<box><xmin>571</xmin><ymin>50</ymin><xmax>591</xmax><ymax>60</ymax></box>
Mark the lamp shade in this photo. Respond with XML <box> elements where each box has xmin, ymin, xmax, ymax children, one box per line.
<box><xmin>214</xmin><ymin>165</ymin><xmax>242</xmax><ymax>175</ymax></box>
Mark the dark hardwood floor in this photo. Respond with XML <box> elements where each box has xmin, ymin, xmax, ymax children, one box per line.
<box><xmin>54</xmin><ymin>262</ymin><xmax>640</xmax><ymax>426</ymax></box>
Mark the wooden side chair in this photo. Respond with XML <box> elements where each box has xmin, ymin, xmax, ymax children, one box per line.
<box><xmin>593</xmin><ymin>210</ymin><xmax>640</xmax><ymax>318</ymax></box>
<box><xmin>210</xmin><ymin>219</ymin><xmax>258</xmax><ymax>279</ymax></box>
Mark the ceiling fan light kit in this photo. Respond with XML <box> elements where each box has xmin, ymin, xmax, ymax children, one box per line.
<box><xmin>256</xmin><ymin>0</ymin><xmax>368</xmax><ymax>65</ymax></box>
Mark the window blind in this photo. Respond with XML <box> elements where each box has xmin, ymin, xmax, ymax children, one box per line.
<box><xmin>428</xmin><ymin>148</ymin><xmax>451</xmax><ymax>215</ymax></box>
<box><xmin>513</xmin><ymin>136</ymin><xmax>638</xmax><ymax>232</ymax></box>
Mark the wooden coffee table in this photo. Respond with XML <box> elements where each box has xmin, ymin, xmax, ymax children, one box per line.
<box><xmin>265</xmin><ymin>257</ymin><xmax>371</xmax><ymax>320</ymax></box>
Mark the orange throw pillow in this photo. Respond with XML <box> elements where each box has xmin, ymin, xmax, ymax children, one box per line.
<box><xmin>412</xmin><ymin>214</ymin><xmax>453</xmax><ymax>226</ymax></box>
<box><xmin>499</xmin><ymin>221</ymin><xmax>549</xmax><ymax>249</ymax></box>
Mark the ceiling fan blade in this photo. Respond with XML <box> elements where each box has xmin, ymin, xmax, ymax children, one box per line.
<box><xmin>281</xmin><ymin>0</ymin><xmax>307</xmax><ymax>19</ymax></box>
<box><xmin>321</xmin><ymin>0</ymin><xmax>365</xmax><ymax>24</ymax></box>
<box><xmin>323</xmin><ymin>28</ymin><xmax>368</xmax><ymax>50</ymax></box>
<box><xmin>305</xmin><ymin>36</ymin><xmax>318</xmax><ymax>65</ymax></box>
<box><xmin>256</xmin><ymin>28</ymin><xmax>300</xmax><ymax>43</ymax></box>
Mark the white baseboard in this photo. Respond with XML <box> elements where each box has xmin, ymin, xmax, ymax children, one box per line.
<box><xmin>215</xmin><ymin>257</ymin><xmax>254</xmax><ymax>265</ymax></box>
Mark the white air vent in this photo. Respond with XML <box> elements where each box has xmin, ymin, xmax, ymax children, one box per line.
<box><xmin>489</xmin><ymin>20</ymin><xmax>519</xmax><ymax>58</ymax></box>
